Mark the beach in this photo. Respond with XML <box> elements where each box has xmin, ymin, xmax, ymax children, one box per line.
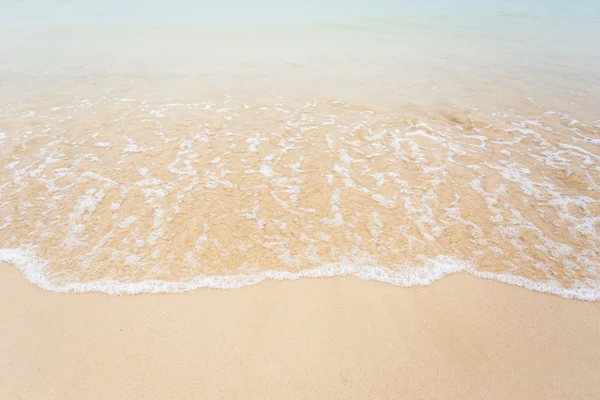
<box><xmin>1</xmin><ymin>264</ymin><xmax>599</xmax><ymax>399</ymax></box>
<box><xmin>1</xmin><ymin>1</ymin><xmax>599</xmax><ymax>398</ymax></box>
<box><xmin>1</xmin><ymin>2</ymin><xmax>599</xmax><ymax>297</ymax></box>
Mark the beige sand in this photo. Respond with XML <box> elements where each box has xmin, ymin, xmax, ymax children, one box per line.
<box><xmin>1</xmin><ymin>264</ymin><xmax>599</xmax><ymax>400</ymax></box>
<box><xmin>2</xmin><ymin>95</ymin><xmax>599</xmax><ymax>296</ymax></box>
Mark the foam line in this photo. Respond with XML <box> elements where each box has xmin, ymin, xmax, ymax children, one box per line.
<box><xmin>1</xmin><ymin>247</ymin><xmax>599</xmax><ymax>300</ymax></box>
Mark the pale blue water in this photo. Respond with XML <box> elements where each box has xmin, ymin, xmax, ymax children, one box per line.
<box><xmin>1</xmin><ymin>1</ymin><xmax>598</xmax><ymax>28</ymax></box>
<box><xmin>1</xmin><ymin>1</ymin><xmax>598</xmax><ymax>107</ymax></box>
<box><xmin>0</xmin><ymin>0</ymin><xmax>598</xmax><ymax>122</ymax></box>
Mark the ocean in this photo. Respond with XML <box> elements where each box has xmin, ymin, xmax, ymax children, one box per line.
<box><xmin>0</xmin><ymin>0</ymin><xmax>599</xmax><ymax>298</ymax></box>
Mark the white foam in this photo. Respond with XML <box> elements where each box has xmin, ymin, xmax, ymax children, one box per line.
<box><xmin>6</xmin><ymin>161</ymin><xmax>19</xmax><ymax>169</ymax></box>
<box><xmin>2</xmin><ymin>247</ymin><xmax>599</xmax><ymax>300</ymax></box>
<box><xmin>259</xmin><ymin>164</ymin><xmax>276</xmax><ymax>178</ymax></box>
<box><xmin>1</xmin><ymin>97</ymin><xmax>598</xmax><ymax>301</ymax></box>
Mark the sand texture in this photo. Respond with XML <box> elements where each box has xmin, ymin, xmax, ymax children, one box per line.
<box><xmin>1</xmin><ymin>265</ymin><xmax>599</xmax><ymax>400</ymax></box>
<box><xmin>1</xmin><ymin>92</ymin><xmax>599</xmax><ymax>299</ymax></box>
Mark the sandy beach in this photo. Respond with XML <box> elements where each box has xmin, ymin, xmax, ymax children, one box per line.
<box><xmin>1</xmin><ymin>1</ymin><xmax>600</xmax><ymax>399</ymax></box>
<box><xmin>1</xmin><ymin>264</ymin><xmax>599</xmax><ymax>399</ymax></box>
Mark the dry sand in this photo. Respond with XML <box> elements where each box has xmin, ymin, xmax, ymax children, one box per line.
<box><xmin>1</xmin><ymin>264</ymin><xmax>599</xmax><ymax>400</ymax></box>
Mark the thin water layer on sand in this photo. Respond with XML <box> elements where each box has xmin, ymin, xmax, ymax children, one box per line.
<box><xmin>0</xmin><ymin>93</ymin><xmax>599</xmax><ymax>299</ymax></box>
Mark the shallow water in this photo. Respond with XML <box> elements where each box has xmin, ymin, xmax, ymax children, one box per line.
<box><xmin>0</xmin><ymin>1</ymin><xmax>599</xmax><ymax>297</ymax></box>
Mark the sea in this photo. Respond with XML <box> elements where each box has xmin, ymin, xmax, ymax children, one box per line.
<box><xmin>0</xmin><ymin>0</ymin><xmax>599</xmax><ymax>298</ymax></box>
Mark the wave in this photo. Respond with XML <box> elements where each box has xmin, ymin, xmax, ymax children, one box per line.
<box><xmin>2</xmin><ymin>247</ymin><xmax>599</xmax><ymax>300</ymax></box>
<box><xmin>1</xmin><ymin>96</ymin><xmax>599</xmax><ymax>300</ymax></box>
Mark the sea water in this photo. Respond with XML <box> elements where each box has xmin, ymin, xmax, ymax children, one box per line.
<box><xmin>0</xmin><ymin>0</ymin><xmax>599</xmax><ymax>298</ymax></box>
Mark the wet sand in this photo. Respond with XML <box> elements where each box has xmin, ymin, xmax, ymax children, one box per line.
<box><xmin>2</xmin><ymin>93</ymin><xmax>599</xmax><ymax>298</ymax></box>
<box><xmin>1</xmin><ymin>264</ymin><xmax>599</xmax><ymax>400</ymax></box>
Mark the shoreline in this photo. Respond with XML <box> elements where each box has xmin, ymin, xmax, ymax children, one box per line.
<box><xmin>2</xmin><ymin>251</ymin><xmax>600</xmax><ymax>301</ymax></box>
<box><xmin>2</xmin><ymin>263</ymin><xmax>599</xmax><ymax>399</ymax></box>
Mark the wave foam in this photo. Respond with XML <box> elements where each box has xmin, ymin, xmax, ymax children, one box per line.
<box><xmin>1</xmin><ymin>97</ymin><xmax>599</xmax><ymax>302</ymax></box>
<box><xmin>2</xmin><ymin>247</ymin><xmax>599</xmax><ymax>300</ymax></box>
